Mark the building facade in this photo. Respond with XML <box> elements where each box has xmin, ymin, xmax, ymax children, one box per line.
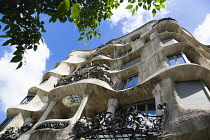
<box><xmin>1</xmin><ymin>18</ymin><xmax>210</xmax><ymax>140</ymax></box>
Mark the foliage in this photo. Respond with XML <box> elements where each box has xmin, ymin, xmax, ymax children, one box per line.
<box><xmin>0</xmin><ymin>0</ymin><xmax>166</xmax><ymax>69</ymax></box>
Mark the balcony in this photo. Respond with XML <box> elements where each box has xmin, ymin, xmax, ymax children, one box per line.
<box><xmin>55</xmin><ymin>67</ymin><xmax>114</xmax><ymax>88</ymax></box>
<box><xmin>74</xmin><ymin>103</ymin><xmax>167</xmax><ymax>139</ymax></box>
<box><xmin>91</xmin><ymin>52</ymin><xmax>114</xmax><ymax>59</ymax></box>
<box><xmin>77</xmin><ymin>62</ymin><xmax>111</xmax><ymax>71</ymax></box>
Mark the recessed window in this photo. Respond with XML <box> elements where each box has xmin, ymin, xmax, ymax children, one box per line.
<box><xmin>20</xmin><ymin>95</ymin><xmax>35</xmax><ymax>104</ymax></box>
<box><xmin>0</xmin><ymin>117</ymin><xmax>13</xmax><ymax>131</ymax></box>
<box><xmin>122</xmin><ymin>74</ymin><xmax>138</xmax><ymax>89</ymax></box>
<box><xmin>162</xmin><ymin>38</ymin><xmax>178</xmax><ymax>46</ymax></box>
<box><xmin>121</xmin><ymin>57</ymin><xmax>141</xmax><ymax>69</ymax></box>
<box><xmin>117</xmin><ymin>100</ymin><xmax>156</xmax><ymax>116</ymax></box>
<box><xmin>167</xmin><ymin>52</ymin><xmax>189</xmax><ymax>66</ymax></box>
<box><xmin>176</xmin><ymin>80</ymin><xmax>210</xmax><ymax>109</ymax></box>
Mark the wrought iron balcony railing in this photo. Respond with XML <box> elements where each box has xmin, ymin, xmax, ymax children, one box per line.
<box><xmin>77</xmin><ymin>62</ymin><xmax>111</xmax><ymax>71</ymax></box>
<box><xmin>91</xmin><ymin>52</ymin><xmax>114</xmax><ymax>59</ymax></box>
<box><xmin>153</xmin><ymin>17</ymin><xmax>176</xmax><ymax>27</ymax></box>
<box><xmin>73</xmin><ymin>103</ymin><xmax>167</xmax><ymax>139</ymax></box>
<box><xmin>55</xmin><ymin>67</ymin><xmax>114</xmax><ymax>88</ymax></box>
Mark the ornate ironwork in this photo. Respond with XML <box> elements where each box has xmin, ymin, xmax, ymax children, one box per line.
<box><xmin>55</xmin><ymin>67</ymin><xmax>114</xmax><ymax>87</ymax></box>
<box><xmin>77</xmin><ymin>62</ymin><xmax>110</xmax><ymax>71</ymax></box>
<box><xmin>106</xmin><ymin>40</ymin><xmax>126</xmax><ymax>45</ymax></box>
<box><xmin>96</xmin><ymin>40</ymin><xmax>126</xmax><ymax>51</ymax></box>
<box><xmin>35</xmin><ymin>122</ymin><xmax>68</xmax><ymax>130</ymax></box>
<box><xmin>91</xmin><ymin>52</ymin><xmax>114</xmax><ymax>59</ymax></box>
<box><xmin>153</xmin><ymin>17</ymin><xmax>176</xmax><ymax>27</ymax></box>
<box><xmin>0</xmin><ymin>121</ymin><xmax>35</xmax><ymax>140</ymax></box>
<box><xmin>73</xmin><ymin>104</ymin><xmax>167</xmax><ymax>139</ymax></box>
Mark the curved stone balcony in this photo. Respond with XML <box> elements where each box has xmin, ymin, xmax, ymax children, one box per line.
<box><xmin>55</xmin><ymin>67</ymin><xmax>114</xmax><ymax>88</ymax></box>
<box><xmin>77</xmin><ymin>62</ymin><xmax>111</xmax><ymax>71</ymax></box>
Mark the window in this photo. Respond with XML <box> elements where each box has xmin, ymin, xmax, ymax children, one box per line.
<box><xmin>117</xmin><ymin>100</ymin><xmax>156</xmax><ymax>116</ymax></box>
<box><xmin>176</xmin><ymin>80</ymin><xmax>210</xmax><ymax>109</ymax></box>
<box><xmin>122</xmin><ymin>74</ymin><xmax>138</xmax><ymax>89</ymax></box>
<box><xmin>121</xmin><ymin>57</ymin><xmax>141</xmax><ymax>69</ymax></box>
<box><xmin>118</xmin><ymin>49</ymin><xmax>132</xmax><ymax>57</ymax></box>
<box><xmin>167</xmin><ymin>52</ymin><xmax>190</xmax><ymax>66</ymax></box>
<box><xmin>20</xmin><ymin>95</ymin><xmax>35</xmax><ymax>104</ymax></box>
<box><xmin>0</xmin><ymin>117</ymin><xmax>13</xmax><ymax>131</ymax></box>
<box><xmin>39</xmin><ymin>79</ymin><xmax>48</xmax><ymax>85</ymax></box>
<box><xmin>162</xmin><ymin>38</ymin><xmax>178</xmax><ymax>46</ymax></box>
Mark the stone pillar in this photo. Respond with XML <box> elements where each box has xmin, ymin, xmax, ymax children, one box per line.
<box><xmin>70</xmin><ymin>94</ymin><xmax>89</xmax><ymax>124</ymax></box>
<box><xmin>37</xmin><ymin>101</ymin><xmax>56</xmax><ymax>123</ymax></box>
<box><xmin>107</xmin><ymin>98</ymin><xmax>118</xmax><ymax>115</ymax></box>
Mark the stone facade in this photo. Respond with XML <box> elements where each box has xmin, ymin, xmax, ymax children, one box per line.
<box><xmin>1</xmin><ymin>18</ymin><xmax>210</xmax><ymax>140</ymax></box>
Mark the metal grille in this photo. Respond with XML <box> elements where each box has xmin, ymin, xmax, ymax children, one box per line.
<box><xmin>66</xmin><ymin>95</ymin><xmax>82</xmax><ymax>103</ymax></box>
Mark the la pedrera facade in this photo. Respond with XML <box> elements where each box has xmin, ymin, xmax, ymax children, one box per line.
<box><xmin>1</xmin><ymin>18</ymin><xmax>210</xmax><ymax>140</ymax></box>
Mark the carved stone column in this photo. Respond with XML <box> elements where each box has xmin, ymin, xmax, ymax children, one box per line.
<box><xmin>107</xmin><ymin>98</ymin><xmax>118</xmax><ymax>115</ymax></box>
<box><xmin>37</xmin><ymin>101</ymin><xmax>56</xmax><ymax>123</ymax></box>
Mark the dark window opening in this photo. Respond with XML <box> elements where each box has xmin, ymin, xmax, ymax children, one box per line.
<box><xmin>122</xmin><ymin>74</ymin><xmax>138</xmax><ymax>89</ymax></box>
<box><xmin>20</xmin><ymin>95</ymin><xmax>35</xmax><ymax>104</ymax></box>
<box><xmin>0</xmin><ymin>117</ymin><xmax>13</xmax><ymax>131</ymax></box>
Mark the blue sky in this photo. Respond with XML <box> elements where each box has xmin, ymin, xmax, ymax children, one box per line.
<box><xmin>0</xmin><ymin>0</ymin><xmax>210</xmax><ymax>123</ymax></box>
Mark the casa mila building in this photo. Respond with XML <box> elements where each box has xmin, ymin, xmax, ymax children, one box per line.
<box><xmin>1</xmin><ymin>18</ymin><xmax>210</xmax><ymax>140</ymax></box>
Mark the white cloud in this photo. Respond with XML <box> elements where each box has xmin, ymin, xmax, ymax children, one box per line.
<box><xmin>193</xmin><ymin>14</ymin><xmax>210</xmax><ymax>44</ymax></box>
<box><xmin>0</xmin><ymin>41</ymin><xmax>50</xmax><ymax>112</ymax></box>
<box><xmin>109</xmin><ymin>1</ymin><xmax>171</xmax><ymax>34</ymax></box>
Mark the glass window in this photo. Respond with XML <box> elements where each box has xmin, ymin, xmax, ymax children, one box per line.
<box><xmin>167</xmin><ymin>52</ymin><xmax>188</xmax><ymax>66</ymax></box>
<box><xmin>0</xmin><ymin>117</ymin><xmax>13</xmax><ymax>131</ymax></box>
<box><xmin>122</xmin><ymin>74</ymin><xmax>138</xmax><ymax>89</ymax></box>
<box><xmin>20</xmin><ymin>95</ymin><xmax>35</xmax><ymax>104</ymax></box>
<box><xmin>117</xmin><ymin>100</ymin><xmax>156</xmax><ymax>116</ymax></box>
<box><xmin>39</xmin><ymin>79</ymin><xmax>48</xmax><ymax>85</ymax></box>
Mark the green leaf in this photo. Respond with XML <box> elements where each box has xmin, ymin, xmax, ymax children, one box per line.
<box><xmin>160</xmin><ymin>0</ymin><xmax>166</xmax><ymax>4</ymax></box>
<box><xmin>41</xmin><ymin>29</ymin><xmax>46</xmax><ymax>32</ymax></box>
<box><xmin>78</xmin><ymin>37</ymin><xmax>84</xmax><ymax>41</ymax></box>
<box><xmin>0</xmin><ymin>35</ymin><xmax>9</xmax><ymax>38</ymax></box>
<box><xmin>160</xmin><ymin>3</ymin><xmax>166</xmax><ymax>8</ymax></box>
<box><xmin>16</xmin><ymin>61</ymin><xmax>23</xmax><ymax>69</ymax></box>
<box><xmin>125</xmin><ymin>5</ymin><xmax>133</xmax><ymax>9</ymax></box>
<box><xmin>154</xmin><ymin>0</ymin><xmax>160</xmax><ymax>3</ymax></box>
<box><xmin>84</xmin><ymin>40</ymin><xmax>87</xmax><ymax>45</ymax></box>
<box><xmin>3</xmin><ymin>25</ymin><xmax>10</xmax><ymax>31</ymax></box>
<box><xmin>2</xmin><ymin>39</ymin><xmax>11</xmax><ymax>46</ymax></box>
<box><xmin>155</xmin><ymin>5</ymin><xmax>160</xmax><ymax>10</ymax></box>
<box><xmin>34</xmin><ymin>45</ymin><xmax>38</xmax><ymax>51</ymax></box>
<box><xmin>10</xmin><ymin>55</ymin><xmax>23</xmax><ymax>62</ymax></box>
<box><xmin>132</xmin><ymin>9</ymin><xmax>136</xmax><ymax>16</ymax></box>
<box><xmin>56</xmin><ymin>0</ymin><xmax>70</xmax><ymax>17</ymax></box>
<box><xmin>143</xmin><ymin>5</ymin><xmax>147</xmax><ymax>10</ymax></box>
<box><xmin>138</xmin><ymin>3</ymin><xmax>142</xmax><ymax>7</ymax></box>
<box><xmin>72</xmin><ymin>3</ymin><xmax>81</xmax><ymax>20</ymax></box>
<box><xmin>152</xmin><ymin>9</ymin><xmax>156</xmax><ymax>17</ymax></box>
<box><xmin>34</xmin><ymin>33</ymin><xmax>41</xmax><ymax>43</ymax></box>
<box><xmin>97</xmin><ymin>33</ymin><xmax>101</xmax><ymax>38</ymax></box>
<box><xmin>13</xmin><ymin>50</ymin><xmax>23</xmax><ymax>56</ymax></box>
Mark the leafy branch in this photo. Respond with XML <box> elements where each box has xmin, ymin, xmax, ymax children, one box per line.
<box><xmin>0</xmin><ymin>0</ymin><xmax>166</xmax><ymax>69</ymax></box>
